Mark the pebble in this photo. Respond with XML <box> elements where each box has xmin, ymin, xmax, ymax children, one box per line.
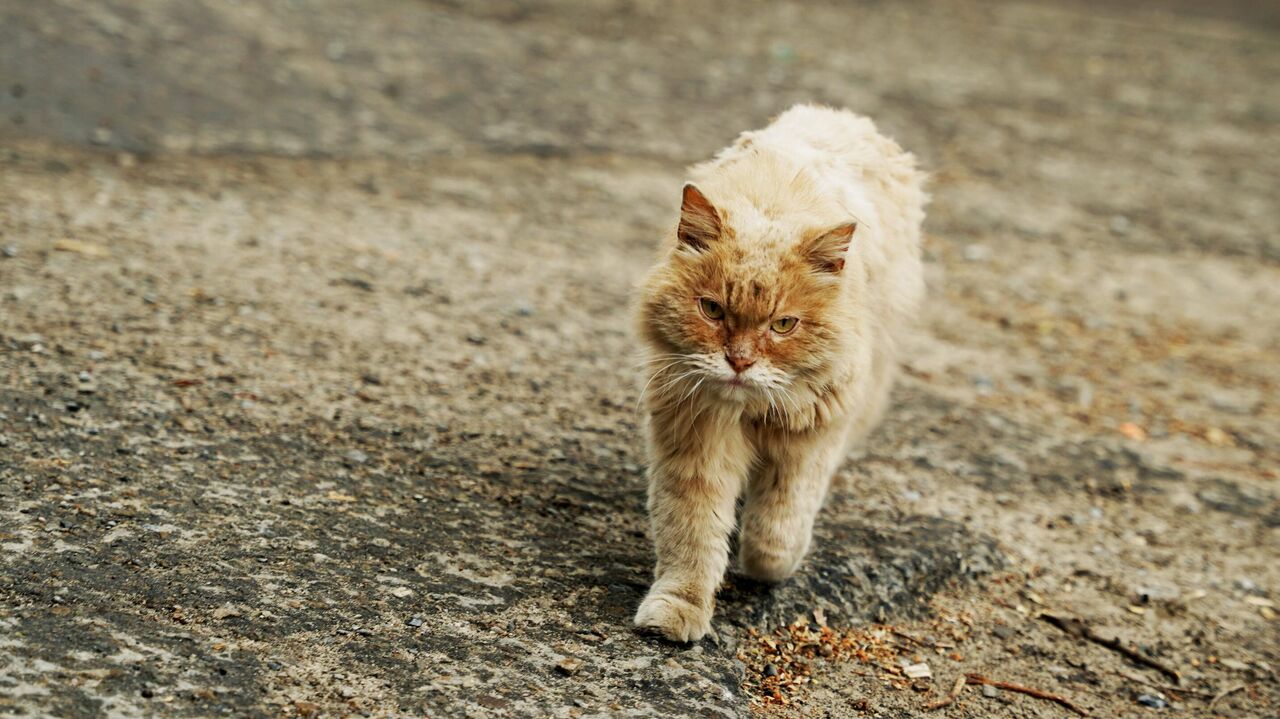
<box><xmin>972</xmin><ymin>375</ymin><xmax>994</xmax><ymax>395</ymax></box>
<box><xmin>91</xmin><ymin>127</ymin><xmax>114</xmax><ymax>145</ymax></box>
<box><xmin>555</xmin><ymin>657</ymin><xmax>583</xmax><ymax>676</ymax></box>
<box><xmin>981</xmin><ymin>684</ymin><xmax>999</xmax><ymax>698</ymax></box>
<box><xmin>762</xmin><ymin>663</ymin><xmax>778</xmax><ymax>677</ymax></box>
<box><xmin>1136</xmin><ymin>693</ymin><xmax>1168</xmax><ymax>708</ymax></box>
<box><xmin>407</xmin><ymin>615</ymin><xmax>424</xmax><ymax>627</ymax></box>
<box><xmin>1</xmin><ymin>245</ymin><xmax>16</xmax><ymax>258</ymax></box>
<box><xmin>963</xmin><ymin>244</ymin><xmax>990</xmax><ymax>262</ymax></box>
<box><xmin>1110</xmin><ymin>215</ymin><xmax>1131</xmax><ymax>235</ymax></box>
<box><xmin>344</xmin><ymin>449</ymin><xmax>369</xmax><ymax>464</ymax></box>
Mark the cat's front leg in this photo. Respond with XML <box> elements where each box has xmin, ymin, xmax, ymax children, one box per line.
<box><xmin>634</xmin><ymin>411</ymin><xmax>749</xmax><ymax>642</ymax></box>
<box><xmin>739</xmin><ymin>425</ymin><xmax>848</xmax><ymax>582</ymax></box>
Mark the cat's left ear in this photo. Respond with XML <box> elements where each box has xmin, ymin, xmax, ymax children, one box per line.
<box><xmin>802</xmin><ymin>222</ymin><xmax>857</xmax><ymax>273</ymax></box>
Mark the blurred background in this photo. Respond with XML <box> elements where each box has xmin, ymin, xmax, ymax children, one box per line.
<box><xmin>1</xmin><ymin>2</ymin><xmax>1277</xmax><ymax>718</ymax></box>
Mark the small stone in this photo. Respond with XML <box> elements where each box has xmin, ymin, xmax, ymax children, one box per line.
<box><xmin>762</xmin><ymin>663</ymin><xmax>778</xmax><ymax>677</ymax></box>
<box><xmin>1208</xmin><ymin>389</ymin><xmax>1260</xmax><ymax>415</ymax></box>
<box><xmin>338</xmin><ymin>686</ymin><xmax>356</xmax><ymax>699</ymax></box>
<box><xmin>555</xmin><ymin>657</ymin><xmax>583</xmax><ymax>676</ymax></box>
<box><xmin>903</xmin><ymin>662</ymin><xmax>931</xmax><ymax>679</ymax></box>
<box><xmin>1</xmin><ymin>245</ymin><xmax>16</xmax><ymax>258</ymax></box>
<box><xmin>267</xmin><ymin>661</ymin><xmax>284</xmax><ymax>670</ymax></box>
<box><xmin>992</xmin><ymin>625</ymin><xmax>1016</xmax><ymax>640</ymax></box>
<box><xmin>91</xmin><ymin>127</ymin><xmax>114</xmax><ymax>145</ymax></box>
<box><xmin>963</xmin><ymin>244</ymin><xmax>990</xmax><ymax>262</ymax></box>
<box><xmin>1137</xmin><ymin>693</ymin><xmax>1168</xmax><ymax>708</ymax></box>
<box><xmin>407</xmin><ymin>615</ymin><xmax>424</xmax><ymax>627</ymax></box>
<box><xmin>212</xmin><ymin>603</ymin><xmax>243</xmax><ymax>620</ymax></box>
<box><xmin>982</xmin><ymin>684</ymin><xmax>999</xmax><ymax>698</ymax></box>
<box><xmin>972</xmin><ymin>375</ymin><xmax>994</xmax><ymax>395</ymax></box>
<box><xmin>1110</xmin><ymin>215</ymin><xmax>1131</xmax><ymax>235</ymax></box>
<box><xmin>344</xmin><ymin>449</ymin><xmax>368</xmax><ymax>464</ymax></box>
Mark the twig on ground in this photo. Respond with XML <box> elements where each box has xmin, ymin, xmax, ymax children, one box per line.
<box><xmin>1114</xmin><ymin>671</ymin><xmax>1214</xmax><ymax>699</ymax></box>
<box><xmin>893</xmin><ymin>630</ymin><xmax>929</xmax><ymax>647</ymax></box>
<box><xmin>1040</xmin><ymin>612</ymin><xmax>1181</xmax><ymax>685</ymax></box>
<box><xmin>924</xmin><ymin>675</ymin><xmax>967</xmax><ymax>711</ymax></box>
<box><xmin>964</xmin><ymin>673</ymin><xmax>1089</xmax><ymax>717</ymax></box>
<box><xmin>1208</xmin><ymin>684</ymin><xmax>1246</xmax><ymax>711</ymax></box>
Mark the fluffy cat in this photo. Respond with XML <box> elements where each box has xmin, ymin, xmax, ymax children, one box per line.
<box><xmin>633</xmin><ymin>105</ymin><xmax>926</xmax><ymax>642</ymax></box>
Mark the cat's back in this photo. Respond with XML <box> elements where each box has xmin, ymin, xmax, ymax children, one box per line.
<box><xmin>725</xmin><ymin>105</ymin><xmax>927</xmax><ymax>334</ymax></box>
<box><xmin>717</xmin><ymin>105</ymin><xmax>919</xmax><ymax>187</ymax></box>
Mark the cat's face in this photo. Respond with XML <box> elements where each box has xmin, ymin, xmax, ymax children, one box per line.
<box><xmin>641</xmin><ymin>184</ymin><xmax>855</xmax><ymax>403</ymax></box>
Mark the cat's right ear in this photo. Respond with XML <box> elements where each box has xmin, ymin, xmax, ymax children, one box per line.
<box><xmin>676</xmin><ymin>184</ymin><xmax>722</xmax><ymax>251</ymax></box>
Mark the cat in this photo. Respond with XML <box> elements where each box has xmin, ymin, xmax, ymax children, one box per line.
<box><xmin>632</xmin><ymin>104</ymin><xmax>926</xmax><ymax>642</ymax></box>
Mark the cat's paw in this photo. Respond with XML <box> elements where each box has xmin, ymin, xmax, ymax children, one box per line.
<box><xmin>633</xmin><ymin>592</ymin><xmax>711</xmax><ymax>643</ymax></box>
<box><xmin>739</xmin><ymin>543</ymin><xmax>804</xmax><ymax>583</ymax></box>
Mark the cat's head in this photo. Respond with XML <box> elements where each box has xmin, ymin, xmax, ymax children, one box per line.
<box><xmin>640</xmin><ymin>183</ymin><xmax>856</xmax><ymax>403</ymax></box>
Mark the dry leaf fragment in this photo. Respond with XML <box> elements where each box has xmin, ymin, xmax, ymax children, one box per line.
<box><xmin>1118</xmin><ymin>422</ymin><xmax>1147</xmax><ymax>441</ymax></box>
<box><xmin>325</xmin><ymin>491</ymin><xmax>357</xmax><ymax>502</ymax></box>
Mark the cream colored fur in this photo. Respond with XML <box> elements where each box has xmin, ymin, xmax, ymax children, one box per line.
<box><xmin>633</xmin><ymin>105</ymin><xmax>926</xmax><ymax>642</ymax></box>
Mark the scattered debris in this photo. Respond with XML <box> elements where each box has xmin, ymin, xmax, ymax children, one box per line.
<box><xmin>740</xmin><ymin>612</ymin><xmax>974</xmax><ymax>707</ymax></box>
<box><xmin>964</xmin><ymin>674</ymin><xmax>1089</xmax><ymax>717</ymax></box>
<box><xmin>1040</xmin><ymin>613</ymin><xmax>1180</xmax><ymax>684</ymax></box>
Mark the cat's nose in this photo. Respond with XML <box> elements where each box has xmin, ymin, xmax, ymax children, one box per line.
<box><xmin>726</xmin><ymin>354</ymin><xmax>755</xmax><ymax>374</ymax></box>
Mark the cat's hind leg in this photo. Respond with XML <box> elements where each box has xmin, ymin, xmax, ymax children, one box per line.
<box><xmin>739</xmin><ymin>424</ymin><xmax>847</xmax><ymax>582</ymax></box>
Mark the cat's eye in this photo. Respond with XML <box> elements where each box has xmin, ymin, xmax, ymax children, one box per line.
<box><xmin>698</xmin><ymin>298</ymin><xmax>725</xmax><ymax>321</ymax></box>
<box><xmin>771</xmin><ymin>316</ymin><xmax>799</xmax><ymax>334</ymax></box>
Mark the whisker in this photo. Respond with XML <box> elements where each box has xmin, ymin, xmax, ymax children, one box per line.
<box><xmin>634</xmin><ymin>360</ymin><xmax>691</xmax><ymax>412</ymax></box>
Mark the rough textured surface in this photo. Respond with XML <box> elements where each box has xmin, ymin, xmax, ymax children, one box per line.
<box><xmin>1</xmin><ymin>1</ymin><xmax>1278</xmax><ymax>718</ymax></box>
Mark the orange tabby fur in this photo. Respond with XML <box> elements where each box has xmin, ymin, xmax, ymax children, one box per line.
<box><xmin>633</xmin><ymin>105</ymin><xmax>926</xmax><ymax>642</ymax></box>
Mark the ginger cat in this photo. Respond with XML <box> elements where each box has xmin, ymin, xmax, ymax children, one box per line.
<box><xmin>633</xmin><ymin>105</ymin><xmax>926</xmax><ymax>642</ymax></box>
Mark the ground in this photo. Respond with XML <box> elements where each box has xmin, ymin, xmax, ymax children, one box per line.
<box><xmin>0</xmin><ymin>1</ymin><xmax>1277</xmax><ymax>717</ymax></box>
